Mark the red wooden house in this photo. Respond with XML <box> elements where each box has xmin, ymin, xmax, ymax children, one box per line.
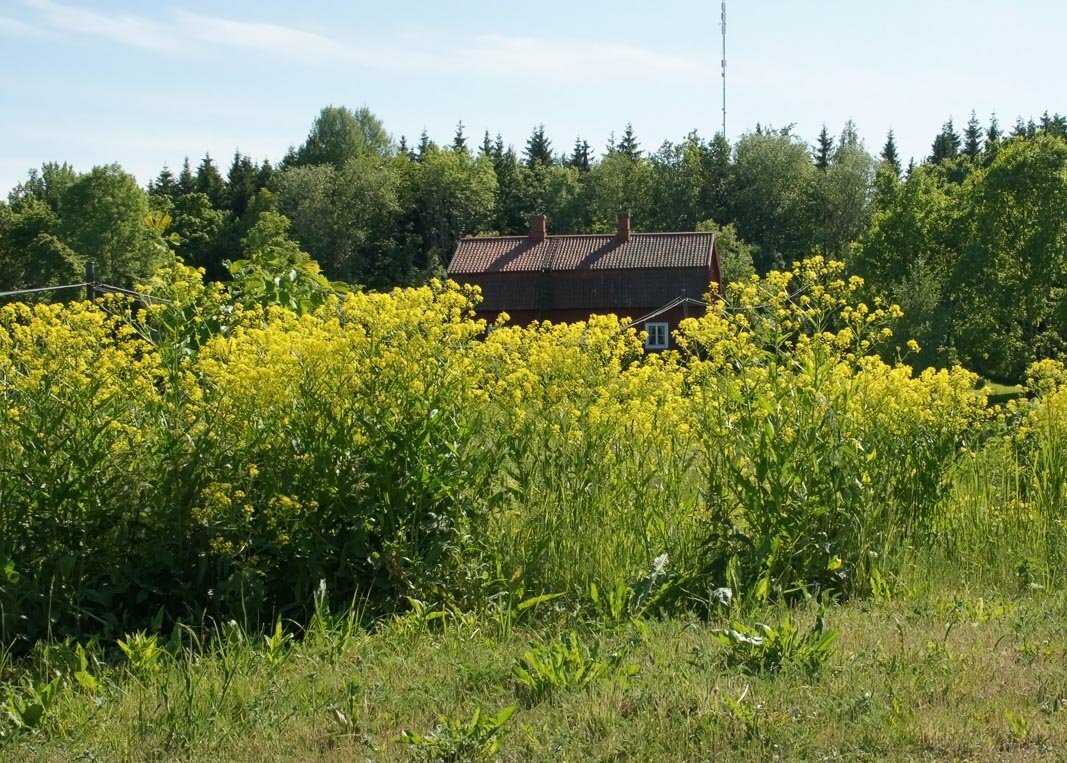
<box><xmin>446</xmin><ymin>212</ymin><xmax>720</xmax><ymax>350</ymax></box>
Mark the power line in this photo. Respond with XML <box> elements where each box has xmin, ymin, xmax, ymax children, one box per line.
<box><xmin>96</xmin><ymin>283</ymin><xmax>171</xmax><ymax>304</ymax></box>
<box><xmin>0</xmin><ymin>283</ymin><xmax>90</xmax><ymax>299</ymax></box>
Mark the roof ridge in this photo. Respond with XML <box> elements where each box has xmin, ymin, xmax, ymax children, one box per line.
<box><xmin>459</xmin><ymin>231</ymin><xmax>714</xmax><ymax>242</ymax></box>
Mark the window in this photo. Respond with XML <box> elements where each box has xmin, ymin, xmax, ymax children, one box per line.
<box><xmin>644</xmin><ymin>321</ymin><xmax>669</xmax><ymax>350</ymax></box>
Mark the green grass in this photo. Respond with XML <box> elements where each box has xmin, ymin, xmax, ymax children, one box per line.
<box><xmin>5</xmin><ymin>581</ymin><xmax>1067</xmax><ymax>761</ymax></box>
<box><xmin>978</xmin><ymin>378</ymin><xmax>1028</xmax><ymax>405</ymax></box>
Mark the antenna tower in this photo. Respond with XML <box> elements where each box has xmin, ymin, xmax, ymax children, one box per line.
<box><xmin>720</xmin><ymin>1</ymin><xmax>727</xmax><ymax>138</ymax></box>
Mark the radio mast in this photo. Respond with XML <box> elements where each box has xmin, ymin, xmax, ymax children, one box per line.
<box><xmin>720</xmin><ymin>1</ymin><xmax>727</xmax><ymax>138</ymax></box>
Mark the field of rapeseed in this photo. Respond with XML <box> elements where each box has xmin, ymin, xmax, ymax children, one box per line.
<box><xmin>2</xmin><ymin>255</ymin><xmax>1066</xmax><ymax>759</ymax></box>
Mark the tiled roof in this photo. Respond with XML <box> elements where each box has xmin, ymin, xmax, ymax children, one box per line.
<box><xmin>447</xmin><ymin>232</ymin><xmax>717</xmax><ymax>275</ymax></box>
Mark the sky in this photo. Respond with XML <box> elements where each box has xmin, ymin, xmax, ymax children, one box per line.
<box><xmin>0</xmin><ymin>0</ymin><xmax>1064</xmax><ymax>196</ymax></box>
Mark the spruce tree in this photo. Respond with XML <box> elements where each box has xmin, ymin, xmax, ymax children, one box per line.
<box><xmin>930</xmin><ymin>119</ymin><xmax>961</xmax><ymax>164</ymax></box>
<box><xmin>480</xmin><ymin>131</ymin><xmax>494</xmax><ymax>158</ymax></box>
<box><xmin>227</xmin><ymin>151</ymin><xmax>260</xmax><ymax>217</ymax></box>
<box><xmin>838</xmin><ymin>120</ymin><xmax>861</xmax><ymax>151</ymax></box>
<box><xmin>452</xmin><ymin>121</ymin><xmax>468</xmax><ymax>154</ymax></box>
<box><xmin>398</xmin><ymin>135</ymin><xmax>411</xmax><ymax>158</ymax></box>
<box><xmin>151</xmin><ymin>165</ymin><xmax>178</xmax><ymax>199</ymax></box>
<box><xmin>568</xmin><ymin>138</ymin><xmax>591</xmax><ymax>172</ymax></box>
<box><xmin>416</xmin><ymin>129</ymin><xmax>434</xmax><ymax>161</ymax></box>
<box><xmin>616</xmin><ymin>123</ymin><xmax>641</xmax><ymax>160</ymax></box>
<box><xmin>195</xmin><ymin>154</ymin><xmax>228</xmax><ymax>210</ymax></box>
<box><xmin>1012</xmin><ymin>117</ymin><xmax>1037</xmax><ymax>139</ymax></box>
<box><xmin>880</xmin><ymin>130</ymin><xmax>901</xmax><ymax>175</ymax></box>
<box><xmin>1040</xmin><ymin>112</ymin><xmax>1067</xmax><ymax>138</ymax></box>
<box><xmin>814</xmin><ymin>125</ymin><xmax>834</xmax><ymax>170</ymax></box>
<box><xmin>177</xmin><ymin>157</ymin><xmax>195</xmax><ymax>195</ymax></box>
<box><xmin>962</xmin><ymin>111</ymin><xmax>983</xmax><ymax>159</ymax></box>
<box><xmin>523</xmin><ymin>124</ymin><xmax>553</xmax><ymax>167</ymax></box>
<box><xmin>257</xmin><ymin>159</ymin><xmax>274</xmax><ymax>189</ymax></box>
<box><xmin>986</xmin><ymin>114</ymin><xmax>1002</xmax><ymax>145</ymax></box>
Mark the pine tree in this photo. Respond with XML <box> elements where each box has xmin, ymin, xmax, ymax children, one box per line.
<box><xmin>177</xmin><ymin>157</ymin><xmax>195</xmax><ymax>195</ymax></box>
<box><xmin>814</xmin><ymin>125</ymin><xmax>834</xmax><ymax>170</ymax></box>
<box><xmin>905</xmin><ymin>157</ymin><xmax>916</xmax><ymax>177</ymax></box>
<box><xmin>151</xmin><ymin>165</ymin><xmax>178</xmax><ymax>199</ymax></box>
<box><xmin>880</xmin><ymin>130</ymin><xmax>901</xmax><ymax>175</ymax></box>
<box><xmin>523</xmin><ymin>124</ymin><xmax>553</xmax><ymax>167</ymax></box>
<box><xmin>616</xmin><ymin>123</ymin><xmax>641</xmax><ymax>160</ymax></box>
<box><xmin>452</xmin><ymin>121</ymin><xmax>468</xmax><ymax>154</ymax></box>
<box><xmin>195</xmin><ymin>154</ymin><xmax>228</xmax><ymax>209</ymax></box>
<box><xmin>480</xmin><ymin>131</ymin><xmax>494</xmax><ymax>158</ymax></box>
<box><xmin>930</xmin><ymin>119</ymin><xmax>961</xmax><ymax>164</ymax></box>
<box><xmin>962</xmin><ymin>111</ymin><xmax>983</xmax><ymax>159</ymax></box>
<box><xmin>568</xmin><ymin>137</ymin><xmax>591</xmax><ymax>172</ymax></box>
<box><xmin>398</xmin><ymin>135</ymin><xmax>411</xmax><ymax>158</ymax></box>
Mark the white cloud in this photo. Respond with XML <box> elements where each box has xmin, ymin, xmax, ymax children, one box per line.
<box><xmin>174</xmin><ymin>10</ymin><xmax>370</xmax><ymax>64</ymax></box>
<box><xmin>18</xmin><ymin>1</ymin><xmax>709</xmax><ymax>83</ymax></box>
<box><xmin>0</xmin><ymin>15</ymin><xmax>48</xmax><ymax>38</ymax></box>
<box><xmin>463</xmin><ymin>35</ymin><xmax>710</xmax><ymax>84</ymax></box>
<box><xmin>23</xmin><ymin>0</ymin><xmax>178</xmax><ymax>51</ymax></box>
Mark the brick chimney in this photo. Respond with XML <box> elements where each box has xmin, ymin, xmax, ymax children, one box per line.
<box><xmin>617</xmin><ymin>210</ymin><xmax>631</xmax><ymax>243</ymax></box>
<box><xmin>529</xmin><ymin>214</ymin><xmax>547</xmax><ymax>243</ymax></box>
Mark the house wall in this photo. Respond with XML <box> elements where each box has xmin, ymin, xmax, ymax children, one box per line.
<box><xmin>475</xmin><ymin>304</ymin><xmax>705</xmax><ymax>351</ymax></box>
<box><xmin>455</xmin><ymin>267</ymin><xmax>715</xmax><ymax>314</ymax></box>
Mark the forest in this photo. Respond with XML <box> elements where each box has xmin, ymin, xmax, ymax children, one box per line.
<box><xmin>2</xmin><ymin>105</ymin><xmax>1067</xmax><ymax>379</ymax></box>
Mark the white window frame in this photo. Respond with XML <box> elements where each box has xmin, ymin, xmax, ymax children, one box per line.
<box><xmin>644</xmin><ymin>321</ymin><xmax>669</xmax><ymax>350</ymax></box>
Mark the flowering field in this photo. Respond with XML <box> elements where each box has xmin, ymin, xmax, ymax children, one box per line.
<box><xmin>2</xmin><ymin>257</ymin><xmax>1067</xmax><ymax>758</ymax></box>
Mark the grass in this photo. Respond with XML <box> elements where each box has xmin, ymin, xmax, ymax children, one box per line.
<box><xmin>978</xmin><ymin>378</ymin><xmax>1028</xmax><ymax>405</ymax></box>
<box><xmin>5</xmin><ymin>577</ymin><xmax>1067</xmax><ymax>761</ymax></box>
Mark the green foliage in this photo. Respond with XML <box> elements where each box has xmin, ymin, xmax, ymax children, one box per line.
<box><xmin>582</xmin><ymin>151</ymin><xmax>653</xmax><ymax>232</ymax></box>
<box><xmin>195</xmin><ymin>154</ymin><xmax>228</xmax><ymax>211</ymax></box>
<box><xmin>229</xmin><ymin>211</ymin><xmax>343</xmax><ymax>312</ymax></box>
<box><xmin>401</xmin><ymin>705</ymin><xmax>517</xmax><ymax>762</ymax></box>
<box><xmin>57</xmin><ymin>164</ymin><xmax>162</xmax><ymax>285</ymax></box>
<box><xmin>511</xmin><ymin>631</ymin><xmax>638</xmax><ymax>706</ymax></box>
<box><xmin>523</xmin><ymin>124</ymin><xmax>553</xmax><ymax>168</ymax></box>
<box><xmin>2</xmin><ymin>676</ymin><xmax>60</xmax><ymax>734</ymax></box>
<box><xmin>713</xmin><ymin>612</ymin><xmax>836</xmax><ymax>676</ymax></box>
<box><xmin>274</xmin><ymin>155</ymin><xmax>406</xmax><ymax>285</ymax></box>
<box><xmin>696</xmin><ymin>219</ymin><xmax>755</xmax><ymax>285</ymax></box>
<box><xmin>118</xmin><ymin>632</ymin><xmax>166</xmax><ymax>677</ymax></box>
<box><xmin>403</xmin><ymin>145</ymin><xmax>498</xmax><ymax>273</ymax></box>
<box><xmin>288</xmin><ymin>105</ymin><xmax>392</xmax><ymax>168</ymax></box>
<box><xmin>167</xmin><ymin>192</ymin><xmax>227</xmax><ymax>277</ymax></box>
<box><xmin>857</xmin><ymin>134</ymin><xmax>1067</xmax><ymax>379</ymax></box>
<box><xmin>731</xmin><ymin>127</ymin><xmax>817</xmax><ymax>271</ymax></box>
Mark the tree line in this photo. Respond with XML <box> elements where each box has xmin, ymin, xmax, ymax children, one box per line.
<box><xmin>2</xmin><ymin>105</ymin><xmax>1066</xmax><ymax>380</ymax></box>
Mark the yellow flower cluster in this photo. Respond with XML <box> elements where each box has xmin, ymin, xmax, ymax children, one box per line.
<box><xmin>0</xmin><ymin>258</ymin><xmax>1052</xmax><ymax>613</ymax></box>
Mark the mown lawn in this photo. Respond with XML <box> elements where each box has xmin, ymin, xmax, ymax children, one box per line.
<box><xmin>6</xmin><ymin>582</ymin><xmax>1067</xmax><ymax>762</ymax></box>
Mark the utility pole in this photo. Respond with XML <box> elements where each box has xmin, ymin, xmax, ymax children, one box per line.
<box><xmin>721</xmin><ymin>1</ymin><xmax>727</xmax><ymax>139</ymax></box>
<box><xmin>85</xmin><ymin>260</ymin><xmax>95</xmax><ymax>301</ymax></box>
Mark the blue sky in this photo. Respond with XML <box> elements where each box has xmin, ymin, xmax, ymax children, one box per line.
<box><xmin>1</xmin><ymin>0</ymin><xmax>1063</xmax><ymax>196</ymax></box>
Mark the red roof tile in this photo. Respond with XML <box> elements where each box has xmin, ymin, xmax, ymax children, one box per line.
<box><xmin>447</xmin><ymin>232</ymin><xmax>717</xmax><ymax>275</ymax></box>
